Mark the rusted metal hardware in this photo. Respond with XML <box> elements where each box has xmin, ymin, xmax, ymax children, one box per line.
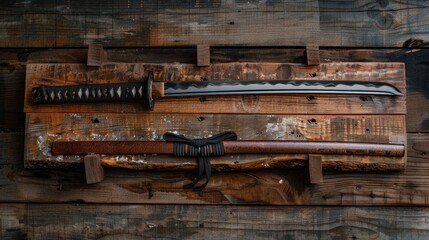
<box><xmin>52</xmin><ymin>140</ymin><xmax>405</xmax><ymax>157</ymax></box>
<box><xmin>32</xmin><ymin>71</ymin><xmax>403</xmax><ymax>110</ymax></box>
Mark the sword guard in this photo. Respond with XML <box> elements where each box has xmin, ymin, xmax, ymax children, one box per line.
<box><xmin>145</xmin><ymin>71</ymin><xmax>154</xmax><ymax>110</ymax></box>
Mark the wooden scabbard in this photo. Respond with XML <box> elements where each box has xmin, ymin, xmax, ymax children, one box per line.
<box><xmin>51</xmin><ymin>140</ymin><xmax>405</xmax><ymax>157</ymax></box>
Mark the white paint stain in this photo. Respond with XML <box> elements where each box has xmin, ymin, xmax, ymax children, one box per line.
<box><xmin>37</xmin><ymin>135</ymin><xmax>50</xmax><ymax>157</ymax></box>
<box><xmin>54</xmin><ymin>155</ymin><xmax>64</xmax><ymax>162</ymax></box>
<box><xmin>188</xmin><ymin>22</ymin><xmax>209</xmax><ymax>32</ymax></box>
<box><xmin>90</xmin><ymin>133</ymin><xmax>106</xmax><ymax>141</ymax></box>
<box><xmin>265</xmin><ymin>118</ymin><xmax>290</xmax><ymax>139</ymax></box>
<box><xmin>68</xmin><ymin>113</ymin><xmax>82</xmax><ymax>119</ymax></box>
<box><xmin>113</xmin><ymin>155</ymin><xmax>134</xmax><ymax>162</ymax></box>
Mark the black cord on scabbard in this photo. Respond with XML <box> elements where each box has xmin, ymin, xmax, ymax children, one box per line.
<box><xmin>163</xmin><ymin>131</ymin><xmax>237</xmax><ymax>191</ymax></box>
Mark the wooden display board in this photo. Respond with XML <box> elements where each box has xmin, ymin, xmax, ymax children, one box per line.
<box><xmin>23</xmin><ymin>62</ymin><xmax>406</xmax><ymax>190</ymax></box>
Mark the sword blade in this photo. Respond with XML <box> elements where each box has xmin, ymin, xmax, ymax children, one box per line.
<box><xmin>163</xmin><ymin>80</ymin><xmax>403</xmax><ymax>97</ymax></box>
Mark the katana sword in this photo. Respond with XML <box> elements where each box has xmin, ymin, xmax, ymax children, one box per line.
<box><xmin>31</xmin><ymin>71</ymin><xmax>403</xmax><ymax>109</ymax></box>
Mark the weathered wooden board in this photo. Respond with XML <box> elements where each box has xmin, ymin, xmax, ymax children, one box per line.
<box><xmin>23</xmin><ymin>61</ymin><xmax>407</xmax><ymax>199</ymax></box>
<box><xmin>1</xmin><ymin>132</ymin><xmax>428</xmax><ymax>205</ymax></box>
<box><xmin>24</xmin><ymin>62</ymin><xmax>406</xmax><ymax>114</ymax></box>
<box><xmin>2</xmin><ymin>203</ymin><xmax>429</xmax><ymax>240</ymax></box>
<box><xmin>1</xmin><ymin>1</ymin><xmax>429</xmax><ymax>47</ymax></box>
<box><xmin>3</xmin><ymin>47</ymin><xmax>428</xmax><ymax>131</ymax></box>
<box><xmin>24</xmin><ymin>113</ymin><xmax>406</xmax><ymax>171</ymax></box>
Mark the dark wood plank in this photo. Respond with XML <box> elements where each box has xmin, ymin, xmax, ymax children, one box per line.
<box><xmin>0</xmin><ymin>133</ymin><xmax>24</xmax><ymax>165</ymax></box>
<box><xmin>308</xmin><ymin>155</ymin><xmax>323</xmax><ymax>184</ymax></box>
<box><xmin>24</xmin><ymin>62</ymin><xmax>406</xmax><ymax>114</ymax></box>
<box><xmin>83</xmin><ymin>154</ymin><xmax>104</xmax><ymax>184</ymax></box>
<box><xmin>1</xmin><ymin>1</ymin><xmax>429</xmax><ymax>47</ymax></box>
<box><xmin>407</xmin><ymin>89</ymin><xmax>429</xmax><ymax>133</ymax></box>
<box><xmin>2</xmin><ymin>203</ymin><xmax>429</xmax><ymax>239</ymax></box>
<box><xmin>0</xmin><ymin>62</ymin><xmax>26</xmax><ymax>131</ymax></box>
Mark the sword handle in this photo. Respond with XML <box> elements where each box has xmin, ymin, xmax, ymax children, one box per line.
<box><xmin>31</xmin><ymin>72</ymin><xmax>160</xmax><ymax>110</ymax></box>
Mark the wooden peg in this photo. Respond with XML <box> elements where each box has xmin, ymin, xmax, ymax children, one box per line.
<box><xmin>305</xmin><ymin>44</ymin><xmax>320</xmax><ymax>66</ymax></box>
<box><xmin>197</xmin><ymin>45</ymin><xmax>210</xmax><ymax>67</ymax></box>
<box><xmin>84</xmin><ymin>154</ymin><xmax>104</xmax><ymax>184</ymax></box>
<box><xmin>308</xmin><ymin>155</ymin><xmax>323</xmax><ymax>184</ymax></box>
<box><xmin>87</xmin><ymin>44</ymin><xmax>107</xmax><ymax>67</ymax></box>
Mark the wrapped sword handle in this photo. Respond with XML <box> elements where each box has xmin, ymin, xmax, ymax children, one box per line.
<box><xmin>31</xmin><ymin>71</ymin><xmax>156</xmax><ymax>110</ymax></box>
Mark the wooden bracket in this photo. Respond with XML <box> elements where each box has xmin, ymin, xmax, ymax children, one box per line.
<box><xmin>87</xmin><ymin>44</ymin><xmax>108</xmax><ymax>67</ymax></box>
<box><xmin>84</xmin><ymin>154</ymin><xmax>104</xmax><ymax>184</ymax></box>
<box><xmin>308</xmin><ymin>155</ymin><xmax>323</xmax><ymax>184</ymax></box>
<box><xmin>305</xmin><ymin>44</ymin><xmax>320</xmax><ymax>66</ymax></box>
<box><xmin>197</xmin><ymin>45</ymin><xmax>210</xmax><ymax>67</ymax></box>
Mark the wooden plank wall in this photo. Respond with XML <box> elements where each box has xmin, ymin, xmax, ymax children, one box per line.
<box><xmin>1</xmin><ymin>0</ymin><xmax>429</xmax><ymax>47</ymax></box>
<box><xmin>2</xmin><ymin>0</ymin><xmax>429</xmax><ymax>238</ymax></box>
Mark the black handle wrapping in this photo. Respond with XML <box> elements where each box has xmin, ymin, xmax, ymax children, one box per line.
<box><xmin>31</xmin><ymin>72</ymin><xmax>155</xmax><ymax>110</ymax></box>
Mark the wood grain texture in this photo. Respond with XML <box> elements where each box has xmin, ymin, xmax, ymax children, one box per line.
<box><xmin>0</xmin><ymin>133</ymin><xmax>24</xmax><ymax>165</ymax></box>
<box><xmin>24</xmin><ymin>62</ymin><xmax>406</xmax><ymax>114</ymax></box>
<box><xmin>1</xmin><ymin>1</ymin><xmax>429</xmax><ymax>237</ymax></box>
<box><xmin>2</xmin><ymin>203</ymin><xmax>429</xmax><ymax>240</ymax></box>
<box><xmin>305</xmin><ymin>44</ymin><xmax>320</xmax><ymax>66</ymax></box>
<box><xmin>406</xmin><ymin>89</ymin><xmax>429</xmax><ymax>133</ymax></box>
<box><xmin>86</xmin><ymin>44</ymin><xmax>107</xmax><ymax>67</ymax></box>
<box><xmin>0</xmin><ymin>62</ymin><xmax>26</xmax><ymax>131</ymax></box>
<box><xmin>1</xmin><ymin>1</ymin><xmax>429</xmax><ymax>47</ymax></box>
<box><xmin>84</xmin><ymin>154</ymin><xmax>104</xmax><ymax>184</ymax></box>
<box><xmin>309</xmin><ymin>155</ymin><xmax>323</xmax><ymax>184</ymax></box>
<box><xmin>24</xmin><ymin>113</ymin><xmax>406</xmax><ymax>171</ymax></box>
<box><xmin>4</xmin><ymin>133</ymin><xmax>429</xmax><ymax>205</ymax></box>
<box><xmin>1</xmin><ymin>46</ymin><xmax>424</xmax><ymax>131</ymax></box>
<box><xmin>197</xmin><ymin>44</ymin><xmax>210</xmax><ymax>66</ymax></box>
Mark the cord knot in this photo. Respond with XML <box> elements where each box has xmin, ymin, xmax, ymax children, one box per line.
<box><xmin>163</xmin><ymin>132</ymin><xmax>237</xmax><ymax>191</ymax></box>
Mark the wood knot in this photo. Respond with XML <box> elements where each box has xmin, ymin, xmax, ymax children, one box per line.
<box><xmin>375</xmin><ymin>13</ymin><xmax>395</xmax><ymax>30</ymax></box>
<box><xmin>307</xmin><ymin>118</ymin><xmax>317</xmax><ymax>124</ymax></box>
<box><xmin>376</xmin><ymin>0</ymin><xmax>389</xmax><ymax>8</ymax></box>
<box><xmin>403</xmin><ymin>38</ymin><xmax>428</xmax><ymax>48</ymax></box>
<box><xmin>306</xmin><ymin>96</ymin><xmax>315</xmax><ymax>101</ymax></box>
<box><xmin>91</xmin><ymin>117</ymin><xmax>100</xmax><ymax>123</ymax></box>
<box><xmin>197</xmin><ymin>116</ymin><xmax>205</xmax><ymax>122</ymax></box>
<box><xmin>359</xmin><ymin>96</ymin><xmax>373</xmax><ymax>102</ymax></box>
<box><xmin>146</xmin><ymin>184</ymin><xmax>153</xmax><ymax>199</ymax></box>
<box><xmin>240</xmin><ymin>95</ymin><xmax>259</xmax><ymax>112</ymax></box>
